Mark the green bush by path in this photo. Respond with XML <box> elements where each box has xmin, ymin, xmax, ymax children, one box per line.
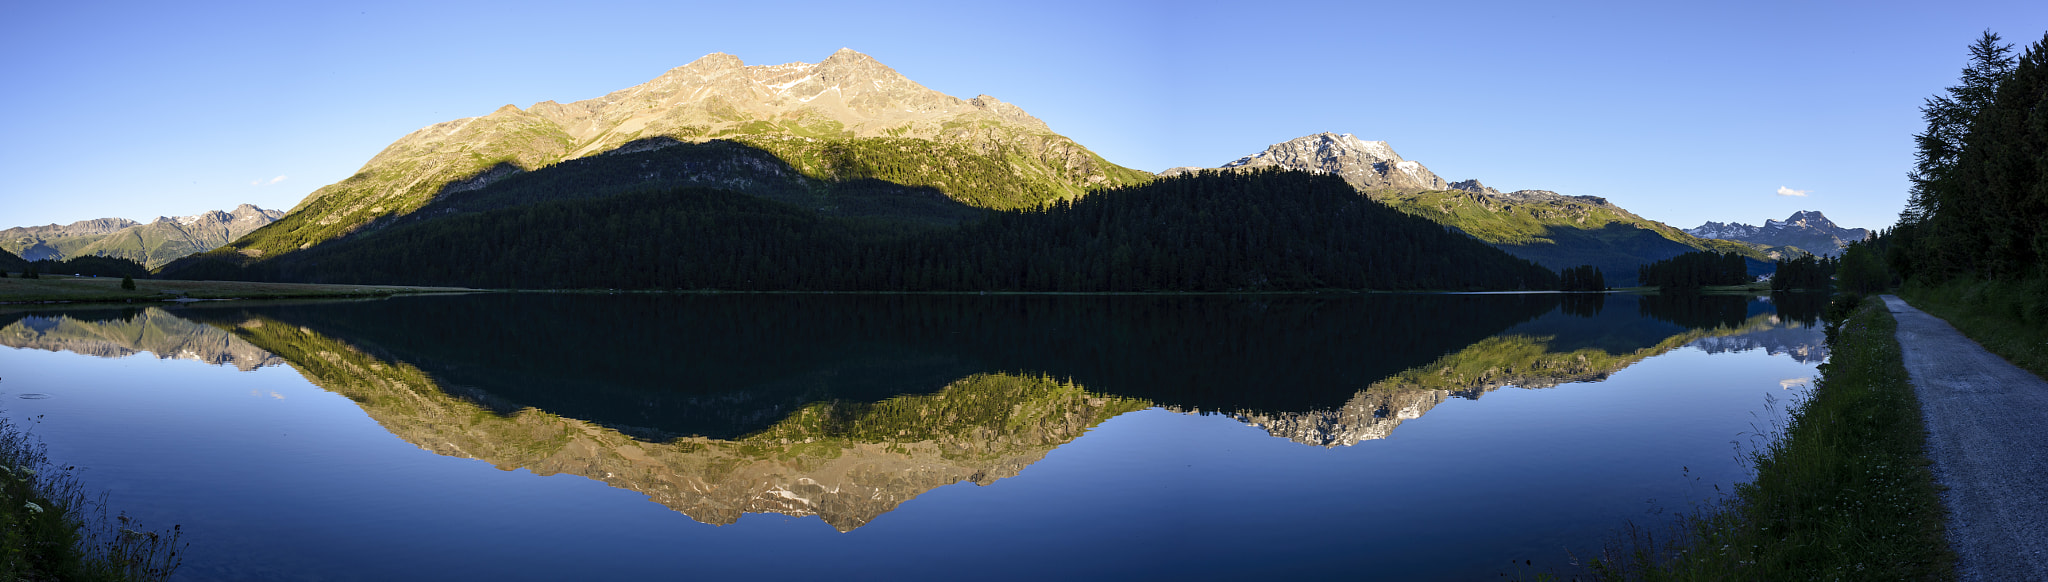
<box><xmin>1588</xmin><ymin>298</ymin><xmax>1951</xmax><ymax>581</ymax></box>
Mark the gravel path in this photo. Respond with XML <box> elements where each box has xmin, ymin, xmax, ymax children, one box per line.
<box><xmin>1881</xmin><ymin>295</ymin><xmax>2048</xmax><ymax>582</ymax></box>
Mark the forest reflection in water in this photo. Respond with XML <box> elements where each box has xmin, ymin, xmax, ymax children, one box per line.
<box><xmin>0</xmin><ymin>291</ymin><xmax>1826</xmax><ymax>531</ymax></box>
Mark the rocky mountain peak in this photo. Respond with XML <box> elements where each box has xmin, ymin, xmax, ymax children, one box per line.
<box><xmin>1686</xmin><ymin>210</ymin><xmax>1867</xmax><ymax>257</ymax></box>
<box><xmin>676</xmin><ymin>52</ymin><xmax>746</xmax><ymax>73</ymax></box>
<box><xmin>1776</xmin><ymin>210</ymin><xmax>1838</xmax><ymax>230</ymax></box>
<box><xmin>820</xmin><ymin>47</ymin><xmax>877</xmax><ymax>66</ymax></box>
<box><xmin>1211</xmin><ymin>132</ymin><xmax>1448</xmax><ymax>192</ymax></box>
<box><xmin>1449</xmin><ymin>179</ymin><xmax>1501</xmax><ymax>197</ymax></box>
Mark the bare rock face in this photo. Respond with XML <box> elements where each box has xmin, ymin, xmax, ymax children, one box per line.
<box><xmin>1449</xmin><ymin>179</ymin><xmax>1501</xmax><ymax>197</ymax></box>
<box><xmin>1219</xmin><ymin>389</ymin><xmax>1453</xmax><ymax>447</ymax></box>
<box><xmin>1214</xmin><ymin>132</ymin><xmax>1450</xmax><ymax>192</ymax></box>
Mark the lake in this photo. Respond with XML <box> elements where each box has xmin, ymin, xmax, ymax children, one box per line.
<box><xmin>0</xmin><ymin>292</ymin><xmax>1827</xmax><ymax>581</ymax></box>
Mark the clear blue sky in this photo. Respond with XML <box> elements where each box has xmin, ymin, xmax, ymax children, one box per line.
<box><xmin>4</xmin><ymin>0</ymin><xmax>2044</xmax><ymax>232</ymax></box>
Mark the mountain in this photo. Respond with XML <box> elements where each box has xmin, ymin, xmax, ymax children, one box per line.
<box><xmin>182</xmin><ymin>49</ymin><xmax>1151</xmax><ymax>274</ymax></box>
<box><xmin>1169</xmin><ymin>133</ymin><xmax>1773</xmax><ymax>286</ymax></box>
<box><xmin>2</xmin><ymin>204</ymin><xmax>284</xmax><ymax>269</ymax></box>
<box><xmin>1165</xmin><ymin>132</ymin><xmax>1450</xmax><ymax>191</ymax></box>
<box><xmin>1685</xmin><ymin>211</ymin><xmax>1869</xmax><ymax>257</ymax></box>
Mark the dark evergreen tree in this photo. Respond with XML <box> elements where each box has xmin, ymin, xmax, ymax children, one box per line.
<box><xmin>1771</xmin><ymin>255</ymin><xmax>1838</xmax><ymax>291</ymax></box>
<box><xmin>1638</xmin><ymin>251</ymin><xmax>1751</xmax><ymax>291</ymax></box>
<box><xmin>1558</xmin><ymin>265</ymin><xmax>1607</xmax><ymax>291</ymax></box>
<box><xmin>1894</xmin><ymin>30</ymin><xmax>2048</xmax><ymax>282</ymax></box>
<box><xmin>25</xmin><ymin>256</ymin><xmax>148</xmax><ymax>279</ymax></box>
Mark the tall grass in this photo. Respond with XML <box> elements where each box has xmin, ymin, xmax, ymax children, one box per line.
<box><xmin>1587</xmin><ymin>296</ymin><xmax>1951</xmax><ymax>581</ymax></box>
<box><xmin>0</xmin><ymin>414</ymin><xmax>184</xmax><ymax>581</ymax></box>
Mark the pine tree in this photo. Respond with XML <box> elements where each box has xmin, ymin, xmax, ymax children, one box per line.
<box><xmin>1903</xmin><ymin>31</ymin><xmax>2018</xmax><ymax>278</ymax></box>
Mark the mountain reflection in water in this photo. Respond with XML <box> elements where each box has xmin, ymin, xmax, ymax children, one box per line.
<box><xmin>0</xmin><ymin>292</ymin><xmax>1824</xmax><ymax>530</ymax></box>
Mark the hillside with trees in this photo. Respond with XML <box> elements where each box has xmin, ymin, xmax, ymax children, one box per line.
<box><xmin>165</xmin><ymin>169</ymin><xmax>1558</xmax><ymax>292</ymax></box>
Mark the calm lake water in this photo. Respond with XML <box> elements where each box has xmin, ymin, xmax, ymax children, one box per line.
<box><xmin>0</xmin><ymin>293</ymin><xmax>1827</xmax><ymax>581</ymax></box>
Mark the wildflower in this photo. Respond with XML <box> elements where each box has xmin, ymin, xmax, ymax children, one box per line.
<box><xmin>24</xmin><ymin>501</ymin><xmax>44</xmax><ymax>513</ymax></box>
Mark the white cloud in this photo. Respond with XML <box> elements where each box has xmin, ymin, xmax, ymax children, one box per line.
<box><xmin>250</xmin><ymin>175</ymin><xmax>287</xmax><ymax>186</ymax></box>
<box><xmin>1776</xmin><ymin>186</ymin><xmax>1810</xmax><ymax>197</ymax></box>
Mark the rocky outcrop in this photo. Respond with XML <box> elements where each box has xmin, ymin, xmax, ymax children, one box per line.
<box><xmin>1210</xmin><ymin>132</ymin><xmax>1450</xmax><ymax>192</ymax></box>
<box><xmin>1685</xmin><ymin>211</ymin><xmax>1869</xmax><ymax>257</ymax></box>
<box><xmin>1209</xmin><ymin>389</ymin><xmax>1453</xmax><ymax>447</ymax></box>
<box><xmin>1</xmin><ymin>204</ymin><xmax>284</xmax><ymax>268</ymax></box>
<box><xmin>0</xmin><ymin>309</ymin><xmax>283</xmax><ymax>371</ymax></box>
<box><xmin>1449</xmin><ymin>179</ymin><xmax>1501</xmax><ymax>197</ymax></box>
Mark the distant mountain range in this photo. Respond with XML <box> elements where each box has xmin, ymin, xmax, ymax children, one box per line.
<box><xmin>1685</xmin><ymin>211</ymin><xmax>1869</xmax><ymax>257</ymax></box>
<box><xmin>3</xmin><ymin>204</ymin><xmax>283</xmax><ymax>268</ymax></box>
<box><xmin>1165</xmin><ymin>133</ymin><xmax>1774</xmax><ymax>286</ymax></box>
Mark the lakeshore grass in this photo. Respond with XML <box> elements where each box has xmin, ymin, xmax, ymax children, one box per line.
<box><xmin>1589</xmin><ymin>296</ymin><xmax>1951</xmax><ymax>581</ymax></box>
<box><xmin>0</xmin><ymin>274</ymin><xmax>472</xmax><ymax>303</ymax></box>
<box><xmin>1900</xmin><ymin>275</ymin><xmax>2048</xmax><ymax>378</ymax></box>
<box><xmin>0</xmin><ymin>414</ymin><xmax>183</xmax><ymax>581</ymax></box>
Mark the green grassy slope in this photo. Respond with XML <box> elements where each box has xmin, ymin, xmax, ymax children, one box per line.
<box><xmin>1370</xmin><ymin>189</ymin><xmax>1775</xmax><ymax>286</ymax></box>
<box><xmin>192</xmin><ymin>112</ymin><xmax>1150</xmax><ymax>275</ymax></box>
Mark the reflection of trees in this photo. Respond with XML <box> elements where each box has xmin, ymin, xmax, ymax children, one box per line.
<box><xmin>216</xmin><ymin>314</ymin><xmax>1147</xmax><ymax>531</ymax></box>
<box><xmin>1636</xmin><ymin>293</ymin><xmax>1752</xmax><ymax>329</ymax></box>
<box><xmin>1560</xmin><ymin>293</ymin><xmax>1607</xmax><ymax>318</ymax></box>
<box><xmin>175</xmin><ymin>293</ymin><xmax>1561</xmax><ymax>436</ymax></box>
<box><xmin>1768</xmin><ymin>291</ymin><xmax>1828</xmax><ymax>327</ymax></box>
